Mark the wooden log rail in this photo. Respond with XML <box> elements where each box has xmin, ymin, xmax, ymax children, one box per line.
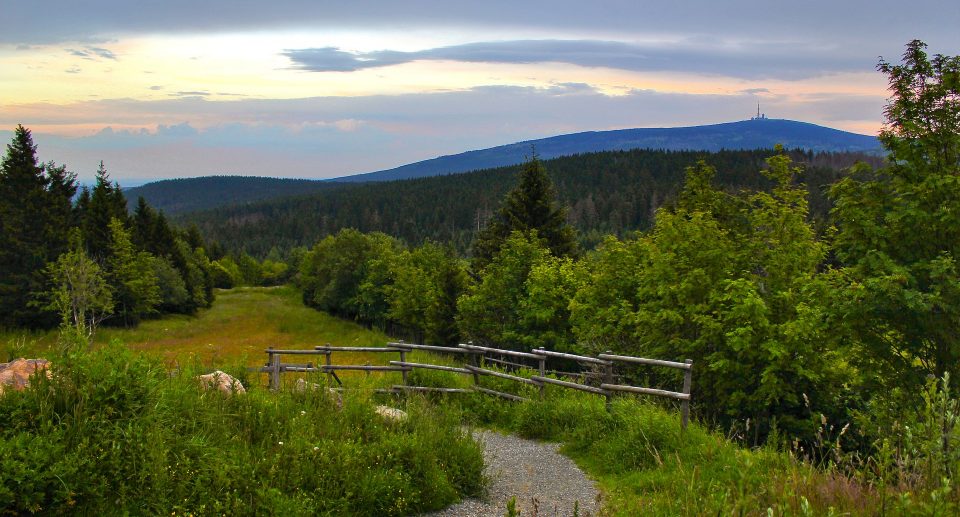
<box><xmin>262</xmin><ymin>342</ymin><xmax>694</xmax><ymax>430</ymax></box>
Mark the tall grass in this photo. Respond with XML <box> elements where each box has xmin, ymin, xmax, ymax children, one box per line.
<box><xmin>0</xmin><ymin>341</ymin><xmax>484</xmax><ymax>515</ymax></box>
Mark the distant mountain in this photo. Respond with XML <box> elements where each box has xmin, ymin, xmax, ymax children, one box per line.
<box><xmin>331</xmin><ymin>119</ymin><xmax>882</xmax><ymax>183</ymax></box>
<box><xmin>125</xmin><ymin>176</ymin><xmax>331</xmax><ymax>215</ymax></box>
<box><xmin>128</xmin><ymin>119</ymin><xmax>882</xmax><ymax>215</ymax></box>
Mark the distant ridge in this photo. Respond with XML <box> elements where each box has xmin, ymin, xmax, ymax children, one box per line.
<box><xmin>128</xmin><ymin>119</ymin><xmax>882</xmax><ymax>215</ymax></box>
<box><xmin>125</xmin><ymin>176</ymin><xmax>330</xmax><ymax>214</ymax></box>
<box><xmin>331</xmin><ymin>119</ymin><xmax>881</xmax><ymax>183</ymax></box>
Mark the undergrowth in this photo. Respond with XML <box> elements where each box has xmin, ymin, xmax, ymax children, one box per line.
<box><xmin>0</xmin><ymin>341</ymin><xmax>484</xmax><ymax>515</ymax></box>
<box><xmin>399</xmin><ymin>357</ymin><xmax>960</xmax><ymax>515</ymax></box>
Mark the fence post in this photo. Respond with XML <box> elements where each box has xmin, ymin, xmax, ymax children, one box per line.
<box><xmin>537</xmin><ymin>349</ymin><xmax>546</xmax><ymax>399</ymax></box>
<box><xmin>323</xmin><ymin>343</ymin><xmax>343</xmax><ymax>386</ymax></box>
<box><xmin>681</xmin><ymin>359</ymin><xmax>693</xmax><ymax>431</ymax></box>
<box><xmin>468</xmin><ymin>341</ymin><xmax>480</xmax><ymax>386</ymax></box>
<box><xmin>398</xmin><ymin>340</ymin><xmax>408</xmax><ymax>386</ymax></box>
<box><xmin>323</xmin><ymin>343</ymin><xmax>334</xmax><ymax>386</ymax></box>
<box><xmin>266</xmin><ymin>346</ymin><xmax>273</xmax><ymax>389</ymax></box>
<box><xmin>604</xmin><ymin>350</ymin><xmax>614</xmax><ymax>411</ymax></box>
<box><xmin>269</xmin><ymin>347</ymin><xmax>280</xmax><ymax>391</ymax></box>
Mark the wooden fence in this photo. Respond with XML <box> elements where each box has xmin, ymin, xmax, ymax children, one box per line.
<box><xmin>256</xmin><ymin>342</ymin><xmax>694</xmax><ymax>430</ymax></box>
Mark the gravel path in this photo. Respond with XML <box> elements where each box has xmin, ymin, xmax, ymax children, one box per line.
<box><xmin>424</xmin><ymin>430</ymin><xmax>601</xmax><ymax>517</ymax></box>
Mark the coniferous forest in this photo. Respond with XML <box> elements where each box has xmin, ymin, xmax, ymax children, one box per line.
<box><xmin>180</xmin><ymin>147</ymin><xmax>882</xmax><ymax>258</ymax></box>
<box><xmin>0</xmin><ymin>127</ymin><xmax>217</xmax><ymax>336</ymax></box>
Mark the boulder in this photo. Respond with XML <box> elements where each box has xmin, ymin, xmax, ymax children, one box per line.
<box><xmin>0</xmin><ymin>358</ymin><xmax>51</xmax><ymax>396</ymax></box>
<box><xmin>294</xmin><ymin>378</ymin><xmax>323</xmax><ymax>392</ymax></box>
<box><xmin>293</xmin><ymin>379</ymin><xmax>343</xmax><ymax>408</ymax></box>
<box><xmin>375</xmin><ymin>405</ymin><xmax>408</xmax><ymax>422</ymax></box>
<box><xmin>198</xmin><ymin>370</ymin><xmax>246</xmax><ymax>394</ymax></box>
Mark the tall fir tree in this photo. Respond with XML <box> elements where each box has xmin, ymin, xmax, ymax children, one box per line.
<box><xmin>132</xmin><ymin>196</ymin><xmax>156</xmax><ymax>251</ymax></box>
<box><xmin>82</xmin><ymin>161</ymin><xmax>129</xmax><ymax>260</ymax></box>
<box><xmin>470</xmin><ymin>152</ymin><xmax>578</xmax><ymax>271</ymax></box>
<box><xmin>43</xmin><ymin>161</ymin><xmax>79</xmax><ymax>259</ymax></box>
<box><xmin>0</xmin><ymin>126</ymin><xmax>77</xmax><ymax>327</ymax></box>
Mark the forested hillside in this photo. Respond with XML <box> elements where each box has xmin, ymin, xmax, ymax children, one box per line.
<box><xmin>124</xmin><ymin>176</ymin><xmax>333</xmax><ymax>215</ymax></box>
<box><xmin>182</xmin><ymin>148</ymin><xmax>881</xmax><ymax>257</ymax></box>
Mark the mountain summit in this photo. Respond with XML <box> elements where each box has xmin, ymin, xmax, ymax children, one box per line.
<box><xmin>331</xmin><ymin>119</ymin><xmax>881</xmax><ymax>183</ymax></box>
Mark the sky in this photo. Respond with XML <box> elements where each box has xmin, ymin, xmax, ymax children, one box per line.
<box><xmin>1</xmin><ymin>1</ymin><xmax>958</xmax><ymax>183</ymax></box>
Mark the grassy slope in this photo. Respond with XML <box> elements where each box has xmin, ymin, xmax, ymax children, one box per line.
<box><xmin>3</xmin><ymin>286</ymin><xmax>393</xmax><ymax>368</ymax></box>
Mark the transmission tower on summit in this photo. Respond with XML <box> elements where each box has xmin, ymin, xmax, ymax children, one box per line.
<box><xmin>751</xmin><ymin>103</ymin><xmax>767</xmax><ymax>120</ymax></box>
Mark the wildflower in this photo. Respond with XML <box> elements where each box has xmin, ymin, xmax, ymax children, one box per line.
<box><xmin>313</xmin><ymin>446</ymin><xmax>320</xmax><ymax>451</ymax></box>
<box><xmin>278</xmin><ymin>441</ymin><xmax>284</xmax><ymax>446</ymax></box>
<box><xmin>300</xmin><ymin>410</ymin><xmax>306</xmax><ymax>416</ymax></box>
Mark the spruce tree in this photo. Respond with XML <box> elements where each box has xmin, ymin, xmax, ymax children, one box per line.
<box><xmin>44</xmin><ymin>161</ymin><xmax>79</xmax><ymax>259</ymax></box>
<box><xmin>471</xmin><ymin>153</ymin><xmax>578</xmax><ymax>270</ymax></box>
<box><xmin>132</xmin><ymin>196</ymin><xmax>156</xmax><ymax>251</ymax></box>
<box><xmin>0</xmin><ymin>125</ymin><xmax>76</xmax><ymax>327</ymax></box>
<box><xmin>83</xmin><ymin>162</ymin><xmax>129</xmax><ymax>260</ymax></box>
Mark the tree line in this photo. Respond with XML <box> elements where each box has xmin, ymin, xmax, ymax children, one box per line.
<box><xmin>0</xmin><ymin>128</ymin><xmax>219</xmax><ymax>337</ymax></box>
<box><xmin>182</xmin><ymin>147</ymin><xmax>882</xmax><ymax>258</ymax></box>
<box><xmin>297</xmin><ymin>41</ymin><xmax>960</xmax><ymax>445</ymax></box>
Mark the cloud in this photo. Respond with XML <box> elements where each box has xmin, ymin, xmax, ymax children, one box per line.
<box><xmin>284</xmin><ymin>39</ymin><xmax>872</xmax><ymax>80</ymax></box>
<box><xmin>66</xmin><ymin>46</ymin><xmax>117</xmax><ymax>61</ymax></box>
<box><xmin>65</xmin><ymin>66</ymin><xmax>81</xmax><ymax>74</ymax></box>
<box><xmin>170</xmin><ymin>91</ymin><xmax>210</xmax><ymax>97</ymax></box>
<box><xmin>3</xmin><ymin>84</ymin><xmax>885</xmax><ymax>182</ymax></box>
<box><xmin>739</xmin><ymin>88</ymin><xmax>770</xmax><ymax>95</ymax></box>
<box><xmin>156</xmin><ymin>122</ymin><xmax>199</xmax><ymax>137</ymax></box>
<box><xmin>3</xmin><ymin>1</ymin><xmax>957</xmax><ymax>54</ymax></box>
<box><xmin>149</xmin><ymin>85</ymin><xmax>164</xmax><ymax>91</ymax></box>
<box><xmin>87</xmin><ymin>47</ymin><xmax>117</xmax><ymax>60</ymax></box>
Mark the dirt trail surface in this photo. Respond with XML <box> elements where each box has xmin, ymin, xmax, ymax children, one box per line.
<box><xmin>424</xmin><ymin>429</ymin><xmax>601</xmax><ymax>517</ymax></box>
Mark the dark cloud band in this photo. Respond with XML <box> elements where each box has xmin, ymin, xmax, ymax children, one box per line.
<box><xmin>283</xmin><ymin>39</ymin><xmax>868</xmax><ymax>80</ymax></box>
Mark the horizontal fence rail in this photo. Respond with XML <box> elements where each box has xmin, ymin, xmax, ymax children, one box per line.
<box><xmin>389</xmin><ymin>361</ymin><xmax>472</xmax><ymax>374</ymax></box>
<box><xmin>258</xmin><ymin>342</ymin><xmax>694</xmax><ymax>430</ymax></box>
<box><xmin>601</xmin><ymin>384</ymin><xmax>690</xmax><ymax>400</ymax></box>
<box><xmin>531</xmin><ymin>375</ymin><xmax>607</xmax><ymax>395</ymax></box>
<box><xmin>597</xmin><ymin>353</ymin><xmax>692</xmax><ymax>370</ymax></box>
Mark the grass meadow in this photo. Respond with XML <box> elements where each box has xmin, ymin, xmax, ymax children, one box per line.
<box><xmin>3</xmin><ymin>286</ymin><xmax>394</xmax><ymax>370</ymax></box>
